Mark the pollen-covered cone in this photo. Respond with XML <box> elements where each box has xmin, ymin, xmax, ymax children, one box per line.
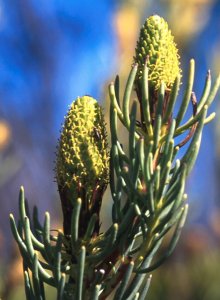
<box><xmin>134</xmin><ymin>15</ymin><xmax>181</xmax><ymax>90</ymax></box>
<box><xmin>56</xmin><ymin>96</ymin><xmax>109</xmax><ymax>235</ymax></box>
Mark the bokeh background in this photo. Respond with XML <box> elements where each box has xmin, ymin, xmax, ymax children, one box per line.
<box><xmin>1</xmin><ymin>0</ymin><xmax>220</xmax><ymax>299</ymax></box>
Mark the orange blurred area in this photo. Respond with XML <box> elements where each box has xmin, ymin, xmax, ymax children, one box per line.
<box><xmin>0</xmin><ymin>120</ymin><xmax>11</xmax><ymax>150</ymax></box>
<box><xmin>113</xmin><ymin>6</ymin><xmax>139</xmax><ymax>66</ymax></box>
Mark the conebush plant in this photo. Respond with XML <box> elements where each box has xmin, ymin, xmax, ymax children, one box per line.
<box><xmin>10</xmin><ymin>15</ymin><xmax>220</xmax><ymax>300</ymax></box>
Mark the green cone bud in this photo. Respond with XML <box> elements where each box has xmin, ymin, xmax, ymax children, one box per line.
<box><xmin>134</xmin><ymin>15</ymin><xmax>181</xmax><ymax>90</ymax></box>
<box><xmin>56</xmin><ymin>96</ymin><xmax>109</xmax><ymax>202</ymax></box>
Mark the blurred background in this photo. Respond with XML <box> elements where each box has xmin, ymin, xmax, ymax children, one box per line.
<box><xmin>0</xmin><ymin>0</ymin><xmax>220</xmax><ymax>299</ymax></box>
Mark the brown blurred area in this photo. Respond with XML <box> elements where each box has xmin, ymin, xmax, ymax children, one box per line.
<box><xmin>0</xmin><ymin>120</ymin><xmax>21</xmax><ymax>189</ymax></box>
<box><xmin>161</xmin><ymin>0</ymin><xmax>215</xmax><ymax>45</ymax></box>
